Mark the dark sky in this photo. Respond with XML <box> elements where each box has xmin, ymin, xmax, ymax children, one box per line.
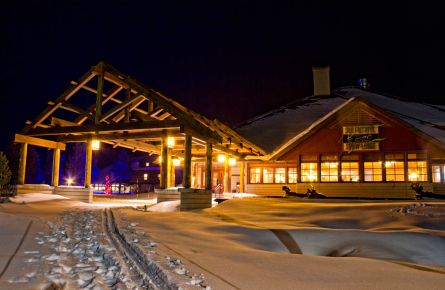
<box><xmin>1</xmin><ymin>1</ymin><xmax>444</xmax><ymax>153</ymax></box>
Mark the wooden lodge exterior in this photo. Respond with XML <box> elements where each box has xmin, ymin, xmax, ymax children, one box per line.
<box><xmin>236</xmin><ymin>67</ymin><xmax>445</xmax><ymax>198</ymax></box>
<box><xmin>12</xmin><ymin>63</ymin><xmax>445</xmax><ymax>203</ymax></box>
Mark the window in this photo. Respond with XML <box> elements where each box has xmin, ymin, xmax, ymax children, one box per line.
<box><xmin>385</xmin><ymin>161</ymin><xmax>405</xmax><ymax>181</ymax></box>
<box><xmin>364</xmin><ymin>161</ymin><xmax>382</xmax><ymax>181</ymax></box>
<box><xmin>341</xmin><ymin>162</ymin><xmax>359</xmax><ymax>182</ymax></box>
<box><xmin>275</xmin><ymin>168</ymin><xmax>286</xmax><ymax>183</ymax></box>
<box><xmin>321</xmin><ymin>162</ymin><xmax>338</xmax><ymax>182</ymax></box>
<box><xmin>432</xmin><ymin>165</ymin><xmax>442</xmax><ymax>183</ymax></box>
<box><xmin>320</xmin><ymin>155</ymin><xmax>338</xmax><ymax>182</ymax></box>
<box><xmin>288</xmin><ymin>168</ymin><xmax>297</xmax><ymax>183</ymax></box>
<box><xmin>143</xmin><ymin>173</ymin><xmax>148</xmax><ymax>180</ymax></box>
<box><xmin>263</xmin><ymin>168</ymin><xmax>274</xmax><ymax>183</ymax></box>
<box><xmin>408</xmin><ymin>161</ymin><xmax>428</xmax><ymax>181</ymax></box>
<box><xmin>249</xmin><ymin>167</ymin><xmax>261</xmax><ymax>183</ymax></box>
<box><xmin>301</xmin><ymin>163</ymin><xmax>318</xmax><ymax>182</ymax></box>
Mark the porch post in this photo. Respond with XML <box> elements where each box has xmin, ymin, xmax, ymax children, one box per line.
<box><xmin>52</xmin><ymin>148</ymin><xmax>61</xmax><ymax>186</ymax></box>
<box><xmin>160</xmin><ymin>137</ymin><xmax>169</xmax><ymax>189</ymax></box>
<box><xmin>223</xmin><ymin>154</ymin><xmax>230</xmax><ymax>193</ymax></box>
<box><xmin>183</xmin><ymin>134</ymin><xmax>192</xmax><ymax>188</ymax></box>
<box><xmin>239</xmin><ymin>160</ymin><xmax>245</xmax><ymax>193</ymax></box>
<box><xmin>84</xmin><ymin>141</ymin><xmax>93</xmax><ymax>188</ymax></box>
<box><xmin>17</xmin><ymin>143</ymin><xmax>28</xmax><ymax>185</ymax></box>
<box><xmin>205</xmin><ymin>143</ymin><xmax>212</xmax><ymax>190</ymax></box>
<box><xmin>168</xmin><ymin>155</ymin><xmax>174</xmax><ymax>187</ymax></box>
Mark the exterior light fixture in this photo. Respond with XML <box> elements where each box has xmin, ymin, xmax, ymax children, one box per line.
<box><xmin>167</xmin><ymin>137</ymin><xmax>175</xmax><ymax>148</ymax></box>
<box><xmin>385</xmin><ymin>161</ymin><xmax>394</xmax><ymax>167</ymax></box>
<box><xmin>172</xmin><ymin>158</ymin><xmax>181</xmax><ymax>167</ymax></box>
<box><xmin>66</xmin><ymin>177</ymin><xmax>74</xmax><ymax>186</ymax></box>
<box><xmin>228</xmin><ymin>157</ymin><xmax>236</xmax><ymax>166</ymax></box>
<box><xmin>145</xmin><ymin>162</ymin><xmax>149</xmax><ymax>167</ymax></box>
<box><xmin>92</xmin><ymin>140</ymin><xmax>100</xmax><ymax>150</ymax></box>
<box><xmin>143</xmin><ymin>173</ymin><xmax>148</xmax><ymax>180</ymax></box>
<box><xmin>217</xmin><ymin>154</ymin><xmax>226</xmax><ymax>163</ymax></box>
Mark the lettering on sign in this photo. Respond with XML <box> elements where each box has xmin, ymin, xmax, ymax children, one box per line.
<box><xmin>343</xmin><ymin>125</ymin><xmax>381</xmax><ymax>152</ymax></box>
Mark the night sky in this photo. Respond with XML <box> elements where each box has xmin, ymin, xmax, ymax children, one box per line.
<box><xmin>1</xmin><ymin>1</ymin><xmax>444</xmax><ymax>154</ymax></box>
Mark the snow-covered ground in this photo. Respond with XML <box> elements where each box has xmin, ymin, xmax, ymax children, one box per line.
<box><xmin>1</xmin><ymin>195</ymin><xmax>445</xmax><ymax>289</ymax></box>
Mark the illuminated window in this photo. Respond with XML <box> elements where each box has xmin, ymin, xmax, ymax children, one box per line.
<box><xmin>320</xmin><ymin>155</ymin><xmax>338</xmax><ymax>182</ymax></box>
<box><xmin>408</xmin><ymin>161</ymin><xmax>427</xmax><ymax>181</ymax></box>
<box><xmin>341</xmin><ymin>162</ymin><xmax>359</xmax><ymax>182</ymax></box>
<box><xmin>385</xmin><ymin>161</ymin><xmax>405</xmax><ymax>182</ymax></box>
<box><xmin>249</xmin><ymin>167</ymin><xmax>261</xmax><ymax>183</ymax></box>
<box><xmin>432</xmin><ymin>165</ymin><xmax>441</xmax><ymax>183</ymax></box>
<box><xmin>301</xmin><ymin>163</ymin><xmax>318</xmax><ymax>182</ymax></box>
<box><xmin>263</xmin><ymin>168</ymin><xmax>274</xmax><ymax>183</ymax></box>
<box><xmin>364</xmin><ymin>161</ymin><xmax>382</xmax><ymax>182</ymax></box>
<box><xmin>275</xmin><ymin>168</ymin><xmax>286</xmax><ymax>183</ymax></box>
<box><xmin>143</xmin><ymin>173</ymin><xmax>148</xmax><ymax>180</ymax></box>
<box><xmin>288</xmin><ymin>168</ymin><xmax>297</xmax><ymax>183</ymax></box>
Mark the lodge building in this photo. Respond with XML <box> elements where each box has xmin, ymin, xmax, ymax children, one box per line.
<box><xmin>233</xmin><ymin>67</ymin><xmax>445</xmax><ymax>198</ymax></box>
<box><xmin>13</xmin><ymin>63</ymin><xmax>445</xmax><ymax>205</ymax></box>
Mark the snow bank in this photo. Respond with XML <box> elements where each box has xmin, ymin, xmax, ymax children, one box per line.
<box><xmin>10</xmin><ymin>193</ymin><xmax>68</xmax><ymax>204</ymax></box>
<box><xmin>288</xmin><ymin>228</ymin><xmax>445</xmax><ymax>266</ymax></box>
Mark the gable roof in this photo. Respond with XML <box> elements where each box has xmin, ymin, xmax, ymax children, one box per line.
<box><xmin>16</xmin><ymin>62</ymin><xmax>265</xmax><ymax>158</ymax></box>
<box><xmin>236</xmin><ymin>87</ymin><xmax>445</xmax><ymax>159</ymax></box>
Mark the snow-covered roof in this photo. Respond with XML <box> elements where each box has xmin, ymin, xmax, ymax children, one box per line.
<box><xmin>337</xmin><ymin>88</ymin><xmax>445</xmax><ymax>145</ymax></box>
<box><xmin>236</xmin><ymin>87</ymin><xmax>445</xmax><ymax>156</ymax></box>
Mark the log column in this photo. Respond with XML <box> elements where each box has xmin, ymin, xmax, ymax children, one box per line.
<box><xmin>239</xmin><ymin>160</ymin><xmax>245</xmax><ymax>193</ymax></box>
<box><xmin>223</xmin><ymin>154</ymin><xmax>230</xmax><ymax>193</ymax></box>
<box><xmin>183</xmin><ymin>135</ymin><xmax>192</xmax><ymax>188</ymax></box>
<box><xmin>17</xmin><ymin>143</ymin><xmax>28</xmax><ymax>185</ymax></box>
<box><xmin>160</xmin><ymin>137</ymin><xmax>169</xmax><ymax>189</ymax></box>
<box><xmin>205</xmin><ymin>143</ymin><xmax>213</xmax><ymax>190</ymax></box>
<box><xmin>52</xmin><ymin>148</ymin><xmax>61</xmax><ymax>186</ymax></box>
<box><xmin>168</xmin><ymin>155</ymin><xmax>174</xmax><ymax>187</ymax></box>
<box><xmin>84</xmin><ymin>141</ymin><xmax>93</xmax><ymax>188</ymax></box>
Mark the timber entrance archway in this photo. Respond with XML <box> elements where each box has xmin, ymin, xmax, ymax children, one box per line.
<box><xmin>14</xmin><ymin>62</ymin><xmax>265</xmax><ymax>209</ymax></box>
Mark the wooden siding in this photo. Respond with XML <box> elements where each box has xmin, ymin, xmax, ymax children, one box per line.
<box><xmin>433</xmin><ymin>184</ymin><xmax>445</xmax><ymax>195</ymax></box>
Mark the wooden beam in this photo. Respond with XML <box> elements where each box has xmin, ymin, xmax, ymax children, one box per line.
<box><xmin>60</xmin><ymin>102</ymin><xmax>88</xmax><ymax>115</ymax></box>
<box><xmin>100</xmin><ymin>65</ymin><xmax>222</xmax><ymax>143</ymax></box>
<box><xmin>74</xmin><ymin>85</ymin><xmax>123</xmax><ymax>124</ymax></box>
<box><xmin>51</xmin><ymin>117</ymin><xmax>77</xmax><ymax>127</ymax></box>
<box><xmin>205</xmin><ymin>143</ymin><xmax>212</xmax><ymax>190</ymax></box>
<box><xmin>100</xmin><ymin>94</ymin><xmax>144</xmax><ymax>122</ymax></box>
<box><xmin>183</xmin><ymin>134</ymin><xmax>192</xmax><ymax>188</ymax></box>
<box><xmin>160</xmin><ymin>137</ymin><xmax>168</xmax><ymax>189</ymax></box>
<box><xmin>15</xmin><ymin>134</ymin><xmax>66</xmax><ymax>150</ymax></box>
<box><xmin>25</xmin><ymin>120</ymin><xmax>181</xmax><ymax>136</ymax></box>
<box><xmin>112</xmin><ymin>96</ymin><xmax>146</xmax><ymax>123</ymax></box>
<box><xmin>17</xmin><ymin>143</ymin><xmax>27</xmax><ymax>185</ymax></box>
<box><xmin>95</xmin><ymin>63</ymin><xmax>104</xmax><ymax>124</ymax></box>
<box><xmin>125</xmin><ymin>89</ymin><xmax>131</xmax><ymax>123</ymax></box>
<box><xmin>56</xmin><ymin>130</ymin><xmax>182</xmax><ymax>142</ymax></box>
<box><xmin>25</xmin><ymin>68</ymin><xmax>96</xmax><ymax>131</ymax></box>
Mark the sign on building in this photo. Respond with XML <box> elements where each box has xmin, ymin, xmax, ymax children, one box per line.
<box><xmin>342</xmin><ymin>125</ymin><xmax>381</xmax><ymax>152</ymax></box>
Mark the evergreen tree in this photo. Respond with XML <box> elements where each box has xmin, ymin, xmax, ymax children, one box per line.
<box><xmin>0</xmin><ymin>151</ymin><xmax>12</xmax><ymax>189</ymax></box>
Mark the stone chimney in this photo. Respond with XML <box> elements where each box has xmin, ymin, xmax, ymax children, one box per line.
<box><xmin>312</xmin><ymin>66</ymin><xmax>331</xmax><ymax>96</ymax></box>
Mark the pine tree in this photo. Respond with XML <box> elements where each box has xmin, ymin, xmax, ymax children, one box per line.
<box><xmin>0</xmin><ymin>151</ymin><xmax>12</xmax><ymax>189</ymax></box>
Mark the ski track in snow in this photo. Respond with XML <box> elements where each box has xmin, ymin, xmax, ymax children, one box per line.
<box><xmin>10</xmin><ymin>209</ymin><xmax>210</xmax><ymax>289</ymax></box>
